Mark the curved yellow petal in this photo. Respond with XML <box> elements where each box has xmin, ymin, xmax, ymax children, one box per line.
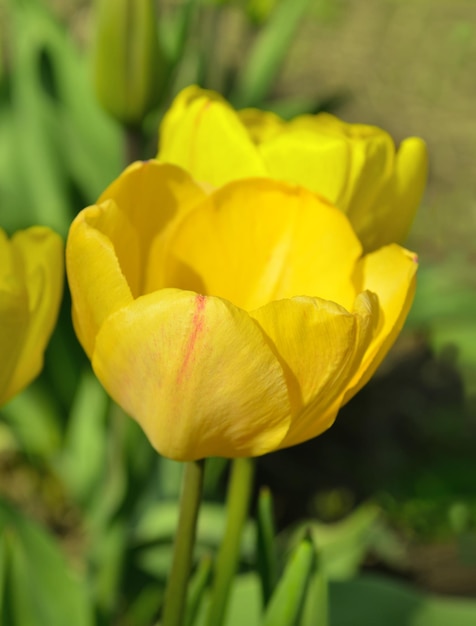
<box><xmin>3</xmin><ymin>227</ymin><xmax>64</xmax><ymax>401</ymax></box>
<box><xmin>158</xmin><ymin>178</ymin><xmax>361</xmax><ymax>311</ymax></box>
<box><xmin>66</xmin><ymin>201</ymin><xmax>134</xmax><ymax>356</ymax></box>
<box><xmin>0</xmin><ymin>228</ymin><xmax>63</xmax><ymax>404</ymax></box>
<box><xmin>99</xmin><ymin>160</ymin><xmax>207</xmax><ymax>295</ymax></box>
<box><xmin>343</xmin><ymin>244</ymin><xmax>417</xmax><ymax>403</ymax></box>
<box><xmin>348</xmin><ymin>137</ymin><xmax>428</xmax><ymax>252</ymax></box>
<box><xmin>341</xmin><ymin>131</ymin><xmax>394</xmax><ymax>227</ymax></box>
<box><xmin>158</xmin><ymin>85</ymin><xmax>266</xmax><ymax>186</ymax></box>
<box><xmin>251</xmin><ymin>291</ymin><xmax>379</xmax><ymax>449</ymax></box>
<box><xmin>93</xmin><ymin>289</ymin><xmax>291</xmax><ymax>460</ymax></box>
<box><xmin>0</xmin><ymin>230</ymin><xmax>29</xmax><ymax>403</ymax></box>
<box><xmin>388</xmin><ymin>137</ymin><xmax>428</xmax><ymax>243</ymax></box>
<box><xmin>68</xmin><ymin>162</ymin><xmax>206</xmax><ymax>354</ymax></box>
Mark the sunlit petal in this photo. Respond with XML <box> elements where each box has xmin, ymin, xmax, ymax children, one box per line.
<box><xmin>93</xmin><ymin>289</ymin><xmax>291</xmax><ymax>460</ymax></box>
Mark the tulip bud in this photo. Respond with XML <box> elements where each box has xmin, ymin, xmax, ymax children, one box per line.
<box><xmin>92</xmin><ymin>0</ymin><xmax>164</xmax><ymax>127</ymax></box>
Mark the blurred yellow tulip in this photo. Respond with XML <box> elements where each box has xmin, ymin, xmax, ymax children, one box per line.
<box><xmin>158</xmin><ymin>85</ymin><xmax>428</xmax><ymax>252</ymax></box>
<box><xmin>0</xmin><ymin>227</ymin><xmax>63</xmax><ymax>405</ymax></box>
<box><xmin>67</xmin><ymin>161</ymin><xmax>417</xmax><ymax>461</ymax></box>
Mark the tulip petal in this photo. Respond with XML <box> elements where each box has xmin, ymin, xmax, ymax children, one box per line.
<box><xmin>99</xmin><ymin>161</ymin><xmax>206</xmax><ymax>280</ymax></box>
<box><xmin>388</xmin><ymin>137</ymin><xmax>428</xmax><ymax>243</ymax></box>
<box><xmin>158</xmin><ymin>86</ymin><xmax>267</xmax><ymax>186</ymax></box>
<box><xmin>66</xmin><ymin>201</ymin><xmax>134</xmax><ymax>356</ymax></box>
<box><xmin>93</xmin><ymin>289</ymin><xmax>291</xmax><ymax>460</ymax></box>
<box><xmin>343</xmin><ymin>244</ymin><xmax>418</xmax><ymax>403</ymax></box>
<box><xmin>346</xmin><ymin>138</ymin><xmax>428</xmax><ymax>252</ymax></box>
<box><xmin>256</xmin><ymin>122</ymin><xmax>351</xmax><ymax>205</ymax></box>
<box><xmin>251</xmin><ymin>291</ymin><xmax>379</xmax><ymax>448</ymax></box>
<box><xmin>238</xmin><ymin>108</ymin><xmax>284</xmax><ymax>143</ymax></box>
<box><xmin>342</xmin><ymin>130</ymin><xmax>394</xmax><ymax>228</ymax></box>
<box><xmin>159</xmin><ymin>179</ymin><xmax>361</xmax><ymax>311</ymax></box>
<box><xmin>3</xmin><ymin>227</ymin><xmax>64</xmax><ymax>401</ymax></box>
<box><xmin>0</xmin><ymin>231</ymin><xmax>29</xmax><ymax>402</ymax></box>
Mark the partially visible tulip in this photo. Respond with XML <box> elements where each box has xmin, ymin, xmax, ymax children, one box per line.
<box><xmin>158</xmin><ymin>85</ymin><xmax>428</xmax><ymax>252</ymax></box>
<box><xmin>66</xmin><ymin>161</ymin><xmax>417</xmax><ymax>461</ymax></box>
<box><xmin>93</xmin><ymin>0</ymin><xmax>164</xmax><ymax>127</ymax></box>
<box><xmin>0</xmin><ymin>227</ymin><xmax>63</xmax><ymax>406</ymax></box>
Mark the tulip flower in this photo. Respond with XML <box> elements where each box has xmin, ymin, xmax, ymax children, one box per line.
<box><xmin>66</xmin><ymin>161</ymin><xmax>417</xmax><ymax>461</ymax></box>
<box><xmin>158</xmin><ymin>86</ymin><xmax>428</xmax><ymax>252</ymax></box>
<box><xmin>93</xmin><ymin>0</ymin><xmax>164</xmax><ymax>127</ymax></box>
<box><xmin>0</xmin><ymin>227</ymin><xmax>63</xmax><ymax>406</ymax></box>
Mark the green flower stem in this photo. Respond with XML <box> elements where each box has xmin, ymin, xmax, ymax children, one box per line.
<box><xmin>205</xmin><ymin>457</ymin><xmax>255</xmax><ymax>626</ymax></box>
<box><xmin>125</xmin><ymin>126</ymin><xmax>142</xmax><ymax>164</ymax></box>
<box><xmin>162</xmin><ymin>459</ymin><xmax>205</xmax><ymax>626</ymax></box>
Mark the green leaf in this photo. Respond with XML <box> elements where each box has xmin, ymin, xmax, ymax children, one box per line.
<box><xmin>230</xmin><ymin>0</ymin><xmax>311</xmax><ymax>107</ymax></box>
<box><xmin>194</xmin><ymin>573</ymin><xmax>262</xmax><ymax>626</ymax></box>
<box><xmin>407</xmin><ymin>255</ymin><xmax>476</xmax><ymax>395</ymax></box>
<box><xmin>300</xmin><ymin>568</ymin><xmax>328</xmax><ymax>626</ymax></box>
<box><xmin>58</xmin><ymin>368</ymin><xmax>110</xmax><ymax>505</ymax></box>
<box><xmin>256</xmin><ymin>487</ymin><xmax>278</xmax><ymax>605</ymax></box>
<box><xmin>3</xmin><ymin>0</ymin><xmax>123</xmax><ymax>239</ymax></box>
<box><xmin>0</xmin><ymin>383</ymin><xmax>63</xmax><ymax>458</ymax></box>
<box><xmin>8</xmin><ymin>2</ymin><xmax>72</xmax><ymax>234</ymax></box>
<box><xmin>158</xmin><ymin>456</ymin><xmax>184</xmax><ymax>499</ymax></box>
<box><xmin>287</xmin><ymin>504</ymin><xmax>380</xmax><ymax>580</ymax></box>
<box><xmin>90</xmin><ymin>519</ymin><xmax>128</xmax><ymax>616</ymax></box>
<box><xmin>263</xmin><ymin>537</ymin><xmax>315</xmax><ymax>626</ymax></box>
<box><xmin>185</xmin><ymin>554</ymin><xmax>213</xmax><ymax>626</ymax></box>
<box><xmin>329</xmin><ymin>574</ymin><xmax>476</xmax><ymax>626</ymax></box>
<box><xmin>135</xmin><ymin>502</ymin><xmax>256</xmax><ymax>578</ymax></box>
<box><xmin>0</xmin><ymin>497</ymin><xmax>93</xmax><ymax>626</ymax></box>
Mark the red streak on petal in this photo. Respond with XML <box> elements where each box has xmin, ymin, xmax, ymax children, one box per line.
<box><xmin>177</xmin><ymin>294</ymin><xmax>206</xmax><ymax>384</ymax></box>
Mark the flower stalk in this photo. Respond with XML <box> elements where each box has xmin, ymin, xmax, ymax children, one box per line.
<box><xmin>162</xmin><ymin>459</ymin><xmax>205</xmax><ymax>626</ymax></box>
<box><xmin>205</xmin><ymin>457</ymin><xmax>255</xmax><ymax>626</ymax></box>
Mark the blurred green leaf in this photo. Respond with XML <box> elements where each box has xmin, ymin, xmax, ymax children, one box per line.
<box><xmin>257</xmin><ymin>486</ymin><xmax>278</xmax><ymax>605</ymax></box>
<box><xmin>157</xmin><ymin>456</ymin><xmax>184</xmax><ymax>499</ymax></box>
<box><xmin>300</xmin><ymin>568</ymin><xmax>328</xmax><ymax>626</ymax></box>
<box><xmin>135</xmin><ymin>502</ymin><xmax>256</xmax><ymax>560</ymax></box>
<box><xmin>90</xmin><ymin>519</ymin><xmax>128</xmax><ymax>617</ymax></box>
<box><xmin>224</xmin><ymin>573</ymin><xmax>262</xmax><ymax>626</ymax></box>
<box><xmin>407</xmin><ymin>256</ymin><xmax>476</xmax><ymax>395</ymax></box>
<box><xmin>7</xmin><ymin>1</ymin><xmax>74</xmax><ymax>234</ymax></box>
<box><xmin>286</xmin><ymin>504</ymin><xmax>380</xmax><ymax>580</ymax></box>
<box><xmin>194</xmin><ymin>573</ymin><xmax>262</xmax><ymax>626</ymax></box>
<box><xmin>185</xmin><ymin>553</ymin><xmax>213</xmax><ymax>626</ymax></box>
<box><xmin>263</xmin><ymin>537</ymin><xmax>315</xmax><ymax>626</ymax></box>
<box><xmin>330</xmin><ymin>574</ymin><xmax>476</xmax><ymax>626</ymax></box>
<box><xmin>2</xmin><ymin>0</ymin><xmax>122</xmax><ymax>238</ymax></box>
<box><xmin>0</xmin><ymin>497</ymin><xmax>93</xmax><ymax>626</ymax></box>
<box><xmin>230</xmin><ymin>0</ymin><xmax>311</xmax><ymax>107</ymax></box>
<box><xmin>135</xmin><ymin>502</ymin><xmax>256</xmax><ymax>583</ymax></box>
<box><xmin>0</xmin><ymin>382</ymin><xmax>63</xmax><ymax>458</ymax></box>
<box><xmin>58</xmin><ymin>368</ymin><xmax>109</xmax><ymax>505</ymax></box>
<box><xmin>159</xmin><ymin>0</ymin><xmax>201</xmax><ymax>75</ymax></box>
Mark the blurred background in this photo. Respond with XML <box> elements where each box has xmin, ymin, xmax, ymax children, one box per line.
<box><xmin>1</xmin><ymin>0</ymin><xmax>475</xmax><ymax>624</ymax></box>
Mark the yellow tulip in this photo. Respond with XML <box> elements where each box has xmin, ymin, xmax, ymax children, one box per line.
<box><xmin>66</xmin><ymin>161</ymin><xmax>417</xmax><ymax>461</ymax></box>
<box><xmin>158</xmin><ymin>85</ymin><xmax>428</xmax><ymax>252</ymax></box>
<box><xmin>0</xmin><ymin>227</ymin><xmax>63</xmax><ymax>406</ymax></box>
